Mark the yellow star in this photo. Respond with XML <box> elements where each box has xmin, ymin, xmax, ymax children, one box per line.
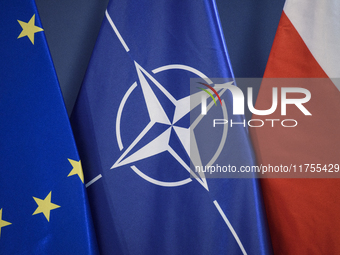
<box><xmin>0</xmin><ymin>209</ymin><xmax>12</xmax><ymax>238</ymax></box>
<box><xmin>67</xmin><ymin>159</ymin><xmax>84</xmax><ymax>183</ymax></box>
<box><xmin>17</xmin><ymin>14</ymin><xmax>44</xmax><ymax>45</ymax></box>
<box><xmin>32</xmin><ymin>191</ymin><xmax>60</xmax><ymax>222</ymax></box>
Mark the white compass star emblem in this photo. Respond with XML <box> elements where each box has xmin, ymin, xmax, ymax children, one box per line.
<box><xmin>101</xmin><ymin>10</ymin><xmax>247</xmax><ymax>253</ymax></box>
<box><xmin>111</xmin><ymin>61</ymin><xmax>225</xmax><ymax>190</ymax></box>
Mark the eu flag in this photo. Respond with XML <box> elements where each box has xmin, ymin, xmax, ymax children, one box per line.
<box><xmin>71</xmin><ymin>0</ymin><xmax>272</xmax><ymax>254</ymax></box>
<box><xmin>0</xmin><ymin>1</ymin><xmax>98</xmax><ymax>254</ymax></box>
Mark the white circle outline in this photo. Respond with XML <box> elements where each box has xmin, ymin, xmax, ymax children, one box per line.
<box><xmin>115</xmin><ymin>64</ymin><xmax>228</xmax><ymax>187</ymax></box>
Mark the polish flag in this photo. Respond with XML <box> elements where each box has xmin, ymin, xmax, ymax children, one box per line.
<box><xmin>250</xmin><ymin>0</ymin><xmax>340</xmax><ymax>254</ymax></box>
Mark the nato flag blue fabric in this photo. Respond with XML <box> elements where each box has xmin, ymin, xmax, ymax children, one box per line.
<box><xmin>71</xmin><ymin>0</ymin><xmax>272</xmax><ymax>254</ymax></box>
<box><xmin>0</xmin><ymin>1</ymin><xmax>98</xmax><ymax>254</ymax></box>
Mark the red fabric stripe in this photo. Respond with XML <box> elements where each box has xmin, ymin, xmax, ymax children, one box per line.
<box><xmin>250</xmin><ymin>12</ymin><xmax>340</xmax><ymax>254</ymax></box>
<box><xmin>263</xmin><ymin>11</ymin><xmax>327</xmax><ymax>78</ymax></box>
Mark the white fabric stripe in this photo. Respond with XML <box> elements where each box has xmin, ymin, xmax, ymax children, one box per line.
<box><xmin>284</xmin><ymin>0</ymin><xmax>340</xmax><ymax>81</ymax></box>
<box><xmin>105</xmin><ymin>10</ymin><xmax>130</xmax><ymax>52</ymax></box>
<box><xmin>213</xmin><ymin>200</ymin><xmax>247</xmax><ymax>255</ymax></box>
<box><xmin>86</xmin><ymin>174</ymin><xmax>103</xmax><ymax>188</ymax></box>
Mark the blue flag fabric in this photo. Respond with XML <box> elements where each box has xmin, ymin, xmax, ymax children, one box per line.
<box><xmin>0</xmin><ymin>1</ymin><xmax>98</xmax><ymax>254</ymax></box>
<box><xmin>71</xmin><ymin>0</ymin><xmax>272</xmax><ymax>254</ymax></box>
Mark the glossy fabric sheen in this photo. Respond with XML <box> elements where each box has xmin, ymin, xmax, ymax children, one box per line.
<box><xmin>0</xmin><ymin>1</ymin><xmax>98</xmax><ymax>254</ymax></box>
<box><xmin>250</xmin><ymin>3</ymin><xmax>340</xmax><ymax>255</ymax></box>
<box><xmin>72</xmin><ymin>0</ymin><xmax>272</xmax><ymax>254</ymax></box>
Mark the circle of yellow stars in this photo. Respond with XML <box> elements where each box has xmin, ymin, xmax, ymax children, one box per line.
<box><xmin>0</xmin><ymin>158</ymin><xmax>84</xmax><ymax>238</ymax></box>
<box><xmin>0</xmin><ymin>12</ymin><xmax>88</xmax><ymax>241</ymax></box>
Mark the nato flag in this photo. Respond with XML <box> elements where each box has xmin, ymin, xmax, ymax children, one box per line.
<box><xmin>71</xmin><ymin>0</ymin><xmax>272</xmax><ymax>254</ymax></box>
<box><xmin>0</xmin><ymin>1</ymin><xmax>98</xmax><ymax>254</ymax></box>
